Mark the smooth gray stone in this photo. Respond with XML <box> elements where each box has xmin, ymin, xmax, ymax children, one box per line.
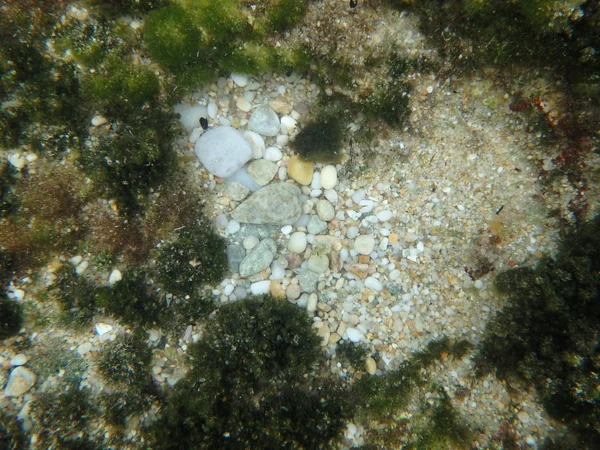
<box><xmin>248</xmin><ymin>104</ymin><xmax>280</xmax><ymax>136</ymax></box>
<box><xmin>239</xmin><ymin>238</ymin><xmax>277</xmax><ymax>277</ymax></box>
<box><xmin>307</xmin><ymin>215</ymin><xmax>327</xmax><ymax>235</ymax></box>
<box><xmin>231</xmin><ymin>183</ymin><xmax>302</xmax><ymax>225</ymax></box>
<box><xmin>296</xmin><ymin>267</ymin><xmax>319</xmax><ymax>293</ymax></box>
<box><xmin>227</xmin><ymin>245</ymin><xmax>245</xmax><ymax>273</ymax></box>
<box><xmin>233</xmin><ymin>224</ymin><xmax>280</xmax><ymax>241</ymax></box>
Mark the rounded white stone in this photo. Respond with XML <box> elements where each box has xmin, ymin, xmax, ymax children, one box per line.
<box><xmin>390</xmin><ymin>269</ymin><xmax>401</xmax><ymax>281</ymax></box>
<box><xmin>243</xmin><ymin>130</ymin><xmax>266</xmax><ymax>159</ymax></box>
<box><xmin>249</xmin><ymin>104</ymin><xmax>280</xmax><ymax>136</ymax></box>
<box><xmin>376</xmin><ymin>210</ymin><xmax>393</xmax><ymax>221</ymax></box>
<box><xmin>230</xmin><ymin>73</ymin><xmax>250</xmax><ymax>87</ymax></box>
<box><xmin>95</xmin><ymin>323</ymin><xmax>113</xmax><ymax>336</ymax></box>
<box><xmin>354</xmin><ymin>235</ymin><xmax>375</xmax><ymax>255</ymax></box>
<box><xmin>288</xmin><ymin>232</ymin><xmax>307</xmax><ymax>253</ymax></box>
<box><xmin>263</xmin><ymin>146</ymin><xmax>283</xmax><ymax>162</ymax></box>
<box><xmin>316</xmin><ymin>199</ymin><xmax>335</xmax><ymax>222</ymax></box>
<box><xmin>91</xmin><ymin>115</ymin><xmax>107</xmax><ymax>127</ymax></box>
<box><xmin>223</xmin><ymin>284</ymin><xmax>235</xmax><ymax>296</ymax></box>
<box><xmin>281</xmin><ymin>225</ymin><xmax>293</xmax><ymax>235</ymax></box>
<box><xmin>108</xmin><ymin>269</ymin><xmax>122</xmax><ymax>286</ymax></box>
<box><xmin>77</xmin><ymin>342</ymin><xmax>92</xmax><ymax>355</ymax></box>
<box><xmin>207</xmin><ymin>102</ymin><xmax>218</xmax><ymax>118</ymax></box>
<box><xmin>365</xmin><ymin>357</ymin><xmax>377</xmax><ymax>375</ymax></box>
<box><xmin>250</xmin><ymin>280</ymin><xmax>271</xmax><ymax>295</ymax></box>
<box><xmin>189</xmin><ymin>127</ymin><xmax>203</xmax><ymax>144</ymax></box>
<box><xmin>243</xmin><ymin>236</ymin><xmax>259</xmax><ymax>250</ymax></box>
<box><xmin>280</xmin><ymin>116</ymin><xmax>297</xmax><ymax>134</ymax></box>
<box><xmin>320</xmin><ymin>165</ymin><xmax>338</xmax><ymax>189</ymax></box>
<box><xmin>311</xmin><ymin>172</ymin><xmax>322</xmax><ymax>190</ymax></box>
<box><xmin>324</xmin><ymin>189</ymin><xmax>338</xmax><ymax>203</ymax></box>
<box><xmin>346</xmin><ymin>327</ymin><xmax>363</xmax><ymax>343</ymax></box>
<box><xmin>10</xmin><ymin>354</ymin><xmax>28</xmax><ymax>366</ymax></box>
<box><xmin>4</xmin><ymin>367</ymin><xmax>36</xmax><ymax>397</ymax></box>
<box><xmin>365</xmin><ymin>277</ymin><xmax>383</xmax><ymax>292</ymax></box>
<box><xmin>346</xmin><ymin>226</ymin><xmax>359</xmax><ymax>239</ymax></box>
<box><xmin>174</xmin><ymin>103</ymin><xmax>208</xmax><ymax>131</ymax></box>
<box><xmin>225</xmin><ymin>220</ymin><xmax>241</xmax><ymax>235</ymax></box>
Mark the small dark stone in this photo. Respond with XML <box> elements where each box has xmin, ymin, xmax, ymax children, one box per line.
<box><xmin>199</xmin><ymin>117</ymin><xmax>208</xmax><ymax>130</ymax></box>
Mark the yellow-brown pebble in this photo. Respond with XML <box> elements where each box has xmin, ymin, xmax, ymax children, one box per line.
<box><xmin>287</xmin><ymin>154</ymin><xmax>314</xmax><ymax>185</ymax></box>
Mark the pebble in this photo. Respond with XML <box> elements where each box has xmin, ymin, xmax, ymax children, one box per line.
<box><xmin>320</xmin><ymin>165</ymin><xmax>338</xmax><ymax>189</ymax></box>
<box><xmin>243</xmin><ymin>130</ymin><xmax>266</xmax><ymax>159</ymax></box>
<box><xmin>306</xmin><ymin>216</ymin><xmax>326</xmax><ymax>235</ymax></box>
<box><xmin>4</xmin><ymin>367</ymin><xmax>36</xmax><ymax>397</ymax></box>
<box><xmin>243</xmin><ymin>236</ymin><xmax>259</xmax><ymax>250</ymax></box>
<box><xmin>225</xmin><ymin>220</ymin><xmax>241</xmax><ymax>235</ymax></box>
<box><xmin>280</xmin><ymin>116</ymin><xmax>297</xmax><ymax>134</ymax></box>
<box><xmin>288</xmin><ymin>232</ymin><xmax>308</xmax><ymax>253</ymax></box>
<box><xmin>354</xmin><ymin>235</ymin><xmax>375</xmax><ymax>255</ymax></box>
<box><xmin>231</xmin><ymin>183</ymin><xmax>302</xmax><ymax>225</ymax></box>
<box><xmin>250</xmin><ymin>280</ymin><xmax>272</xmax><ymax>295</ymax></box>
<box><xmin>227</xmin><ymin>181</ymin><xmax>250</xmax><ymax>201</ymax></box>
<box><xmin>239</xmin><ymin>238</ymin><xmax>277</xmax><ymax>277</ymax></box>
<box><xmin>287</xmin><ymin>154</ymin><xmax>314</xmax><ymax>186</ymax></box>
<box><xmin>263</xmin><ymin>146</ymin><xmax>283</xmax><ymax>162</ymax></box>
<box><xmin>230</xmin><ymin>73</ymin><xmax>250</xmax><ymax>87</ymax></box>
<box><xmin>236</xmin><ymin>97</ymin><xmax>252</xmax><ymax>112</ymax></box>
<box><xmin>226</xmin><ymin>245</ymin><xmax>245</xmax><ymax>272</ymax></box>
<box><xmin>91</xmin><ymin>115</ymin><xmax>108</xmax><ymax>127</ymax></box>
<box><xmin>308</xmin><ymin>254</ymin><xmax>329</xmax><ymax>274</ymax></box>
<box><xmin>7</xmin><ymin>154</ymin><xmax>26</xmax><ymax>169</ymax></box>
<box><xmin>346</xmin><ymin>328</ymin><xmax>363</xmax><ymax>343</ymax></box>
<box><xmin>296</xmin><ymin>268</ymin><xmax>319</xmax><ymax>293</ymax></box>
<box><xmin>189</xmin><ymin>127</ymin><xmax>203</xmax><ymax>144</ymax></box>
<box><xmin>364</xmin><ymin>277</ymin><xmax>383</xmax><ymax>292</ymax></box>
<box><xmin>324</xmin><ymin>189</ymin><xmax>338</xmax><ymax>203</ymax></box>
<box><xmin>365</xmin><ymin>357</ymin><xmax>377</xmax><ymax>375</ymax></box>
<box><xmin>316</xmin><ymin>199</ymin><xmax>335</xmax><ymax>221</ymax></box>
<box><xmin>347</xmin><ymin>226</ymin><xmax>359</xmax><ymax>239</ymax></box>
<box><xmin>77</xmin><ymin>342</ymin><xmax>92</xmax><ymax>355</ymax></box>
<box><xmin>286</xmin><ymin>283</ymin><xmax>301</xmax><ymax>300</ymax></box>
<box><xmin>108</xmin><ymin>269</ymin><xmax>122</xmax><ymax>286</ymax></box>
<box><xmin>248</xmin><ymin>104</ymin><xmax>280</xmax><ymax>136</ymax></box>
<box><xmin>306</xmin><ymin>293</ymin><xmax>318</xmax><ymax>313</ymax></box>
<box><xmin>376</xmin><ymin>210</ymin><xmax>393</xmax><ymax>221</ymax></box>
<box><xmin>247</xmin><ymin>159</ymin><xmax>278</xmax><ymax>186</ymax></box>
<box><xmin>195</xmin><ymin>126</ymin><xmax>252</xmax><ymax>177</ymax></box>
<box><xmin>95</xmin><ymin>323</ymin><xmax>113</xmax><ymax>336</ymax></box>
<box><xmin>10</xmin><ymin>354</ymin><xmax>28</xmax><ymax>366</ymax></box>
<box><xmin>174</xmin><ymin>103</ymin><xmax>208</xmax><ymax>131</ymax></box>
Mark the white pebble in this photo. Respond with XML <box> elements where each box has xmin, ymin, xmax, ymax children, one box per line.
<box><xmin>250</xmin><ymin>280</ymin><xmax>271</xmax><ymax>295</ymax></box>
<box><xmin>311</xmin><ymin>172</ymin><xmax>322</xmax><ymax>190</ymax></box>
<box><xmin>359</xmin><ymin>200</ymin><xmax>374</xmax><ymax>213</ymax></box>
<box><xmin>8</xmin><ymin>154</ymin><xmax>26</xmax><ymax>169</ymax></box>
<box><xmin>320</xmin><ymin>165</ymin><xmax>338</xmax><ymax>189</ymax></box>
<box><xmin>108</xmin><ymin>269</ymin><xmax>122</xmax><ymax>286</ymax></box>
<box><xmin>230</xmin><ymin>73</ymin><xmax>250</xmax><ymax>87</ymax></box>
<box><xmin>280</xmin><ymin>116</ymin><xmax>297</xmax><ymax>134</ymax></box>
<box><xmin>417</xmin><ymin>241</ymin><xmax>425</xmax><ymax>252</ymax></box>
<box><xmin>316</xmin><ymin>199</ymin><xmax>335</xmax><ymax>221</ymax></box>
<box><xmin>236</xmin><ymin>97</ymin><xmax>252</xmax><ymax>112</ymax></box>
<box><xmin>243</xmin><ymin>236</ymin><xmax>259</xmax><ymax>250</ymax></box>
<box><xmin>346</xmin><ymin>226</ymin><xmax>359</xmax><ymax>239</ymax></box>
<box><xmin>354</xmin><ymin>235</ymin><xmax>375</xmax><ymax>255</ymax></box>
<box><xmin>243</xmin><ymin>130</ymin><xmax>266</xmax><ymax>159</ymax></box>
<box><xmin>281</xmin><ymin>225</ymin><xmax>293</xmax><ymax>235</ymax></box>
<box><xmin>207</xmin><ymin>102</ymin><xmax>217</xmax><ymax>118</ymax></box>
<box><xmin>263</xmin><ymin>146</ymin><xmax>283</xmax><ymax>161</ymax></box>
<box><xmin>346</xmin><ymin>327</ymin><xmax>363</xmax><ymax>342</ymax></box>
<box><xmin>91</xmin><ymin>115</ymin><xmax>108</xmax><ymax>127</ymax></box>
<box><xmin>365</xmin><ymin>277</ymin><xmax>383</xmax><ymax>292</ymax></box>
<box><xmin>390</xmin><ymin>269</ymin><xmax>401</xmax><ymax>280</ymax></box>
<box><xmin>95</xmin><ymin>323</ymin><xmax>113</xmax><ymax>336</ymax></box>
<box><xmin>223</xmin><ymin>284</ymin><xmax>235</xmax><ymax>296</ymax></box>
<box><xmin>376</xmin><ymin>210</ymin><xmax>393</xmax><ymax>221</ymax></box>
<box><xmin>225</xmin><ymin>220</ymin><xmax>241</xmax><ymax>235</ymax></box>
<box><xmin>324</xmin><ymin>189</ymin><xmax>338</xmax><ymax>203</ymax></box>
<box><xmin>10</xmin><ymin>354</ymin><xmax>28</xmax><ymax>366</ymax></box>
<box><xmin>288</xmin><ymin>232</ymin><xmax>307</xmax><ymax>253</ymax></box>
<box><xmin>189</xmin><ymin>127</ymin><xmax>203</xmax><ymax>144</ymax></box>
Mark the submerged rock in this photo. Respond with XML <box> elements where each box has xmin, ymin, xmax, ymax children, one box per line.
<box><xmin>194</xmin><ymin>126</ymin><xmax>252</xmax><ymax>178</ymax></box>
<box><xmin>231</xmin><ymin>183</ymin><xmax>302</xmax><ymax>225</ymax></box>
<box><xmin>239</xmin><ymin>238</ymin><xmax>277</xmax><ymax>277</ymax></box>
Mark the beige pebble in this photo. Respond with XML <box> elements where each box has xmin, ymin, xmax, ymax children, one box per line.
<box><xmin>287</xmin><ymin>154</ymin><xmax>314</xmax><ymax>186</ymax></box>
<box><xmin>365</xmin><ymin>357</ymin><xmax>377</xmax><ymax>375</ymax></box>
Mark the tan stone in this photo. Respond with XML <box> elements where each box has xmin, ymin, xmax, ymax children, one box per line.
<box><xmin>287</xmin><ymin>154</ymin><xmax>314</xmax><ymax>186</ymax></box>
<box><xmin>388</xmin><ymin>233</ymin><xmax>398</xmax><ymax>244</ymax></box>
<box><xmin>270</xmin><ymin>281</ymin><xmax>285</xmax><ymax>298</ymax></box>
<box><xmin>365</xmin><ymin>357</ymin><xmax>377</xmax><ymax>375</ymax></box>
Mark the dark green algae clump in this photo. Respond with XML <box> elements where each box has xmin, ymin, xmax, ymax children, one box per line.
<box><xmin>475</xmin><ymin>215</ymin><xmax>600</xmax><ymax>445</ymax></box>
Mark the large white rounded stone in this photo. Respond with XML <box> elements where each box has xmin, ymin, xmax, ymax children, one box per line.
<box><xmin>194</xmin><ymin>126</ymin><xmax>252</xmax><ymax>178</ymax></box>
<box><xmin>320</xmin><ymin>165</ymin><xmax>338</xmax><ymax>189</ymax></box>
<box><xmin>288</xmin><ymin>232</ymin><xmax>307</xmax><ymax>253</ymax></box>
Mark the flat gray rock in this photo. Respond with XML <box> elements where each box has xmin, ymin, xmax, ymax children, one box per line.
<box><xmin>307</xmin><ymin>215</ymin><xmax>327</xmax><ymax>235</ymax></box>
<box><xmin>231</xmin><ymin>183</ymin><xmax>302</xmax><ymax>225</ymax></box>
<box><xmin>239</xmin><ymin>238</ymin><xmax>277</xmax><ymax>277</ymax></box>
